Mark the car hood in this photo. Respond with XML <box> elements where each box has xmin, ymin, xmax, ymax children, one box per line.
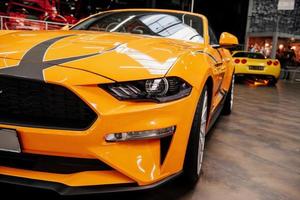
<box><xmin>0</xmin><ymin>30</ymin><xmax>201</xmax><ymax>82</ymax></box>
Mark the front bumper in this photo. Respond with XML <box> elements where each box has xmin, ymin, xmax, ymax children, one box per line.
<box><xmin>0</xmin><ymin>70</ymin><xmax>199</xmax><ymax>190</ymax></box>
<box><xmin>0</xmin><ymin>172</ymin><xmax>181</xmax><ymax>196</ymax></box>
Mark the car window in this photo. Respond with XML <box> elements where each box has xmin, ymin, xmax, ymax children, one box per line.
<box><xmin>72</xmin><ymin>11</ymin><xmax>205</xmax><ymax>43</ymax></box>
<box><xmin>233</xmin><ymin>52</ymin><xmax>265</xmax><ymax>59</ymax></box>
<box><xmin>209</xmin><ymin>26</ymin><xmax>218</xmax><ymax>45</ymax></box>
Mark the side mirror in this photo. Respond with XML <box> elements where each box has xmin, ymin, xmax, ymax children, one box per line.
<box><xmin>219</xmin><ymin>32</ymin><xmax>239</xmax><ymax>48</ymax></box>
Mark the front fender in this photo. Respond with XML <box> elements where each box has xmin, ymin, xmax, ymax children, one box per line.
<box><xmin>166</xmin><ymin>51</ymin><xmax>213</xmax><ymax>93</ymax></box>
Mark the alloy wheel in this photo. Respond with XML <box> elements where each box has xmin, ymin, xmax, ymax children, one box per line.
<box><xmin>197</xmin><ymin>90</ymin><xmax>208</xmax><ymax>175</ymax></box>
<box><xmin>230</xmin><ymin>75</ymin><xmax>235</xmax><ymax>110</ymax></box>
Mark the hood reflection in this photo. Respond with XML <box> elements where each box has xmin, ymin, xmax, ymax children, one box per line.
<box><xmin>115</xmin><ymin>44</ymin><xmax>177</xmax><ymax>75</ymax></box>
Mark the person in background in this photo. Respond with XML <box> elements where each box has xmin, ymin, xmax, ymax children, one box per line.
<box><xmin>277</xmin><ymin>48</ymin><xmax>288</xmax><ymax>80</ymax></box>
<box><xmin>285</xmin><ymin>46</ymin><xmax>296</xmax><ymax>66</ymax></box>
<box><xmin>260</xmin><ymin>46</ymin><xmax>266</xmax><ymax>56</ymax></box>
<box><xmin>250</xmin><ymin>43</ymin><xmax>259</xmax><ymax>52</ymax></box>
<box><xmin>276</xmin><ymin>48</ymin><xmax>284</xmax><ymax>62</ymax></box>
<box><xmin>265</xmin><ymin>47</ymin><xmax>271</xmax><ymax>58</ymax></box>
<box><xmin>281</xmin><ymin>46</ymin><xmax>296</xmax><ymax>80</ymax></box>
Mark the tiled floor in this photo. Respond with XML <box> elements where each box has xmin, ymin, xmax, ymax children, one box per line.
<box><xmin>2</xmin><ymin>81</ymin><xmax>300</xmax><ymax>200</ymax></box>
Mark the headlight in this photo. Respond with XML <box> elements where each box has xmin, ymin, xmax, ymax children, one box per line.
<box><xmin>100</xmin><ymin>77</ymin><xmax>192</xmax><ymax>103</ymax></box>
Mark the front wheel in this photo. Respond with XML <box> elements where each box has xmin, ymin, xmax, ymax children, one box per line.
<box><xmin>183</xmin><ymin>86</ymin><xmax>208</xmax><ymax>185</ymax></box>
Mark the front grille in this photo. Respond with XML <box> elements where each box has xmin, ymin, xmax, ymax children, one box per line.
<box><xmin>0</xmin><ymin>152</ymin><xmax>112</xmax><ymax>174</ymax></box>
<box><xmin>0</xmin><ymin>75</ymin><xmax>97</xmax><ymax>130</ymax></box>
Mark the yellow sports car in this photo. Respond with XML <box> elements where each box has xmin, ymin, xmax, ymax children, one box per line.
<box><xmin>232</xmin><ymin>51</ymin><xmax>281</xmax><ymax>85</ymax></box>
<box><xmin>0</xmin><ymin>9</ymin><xmax>237</xmax><ymax>195</ymax></box>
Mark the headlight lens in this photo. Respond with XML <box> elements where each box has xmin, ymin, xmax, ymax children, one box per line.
<box><xmin>100</xmin><ymin>77</ymin><xmax>192</xmax><ymax>103</ymax></box>
<box><xmin>145</xmin><ymin>78</ymin><xmax>169</xmax><ymax>96</ymax></box>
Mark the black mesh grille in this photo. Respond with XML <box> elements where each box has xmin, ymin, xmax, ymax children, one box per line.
<box><xmin>0</xmin><ymin>152</ymin><xmax>112</xmax><ymax>174</ymax></box>
<box><xmin>0</xmin><ymin>75</ymin><xmax>97</xmax><ymax>130</ymax></box>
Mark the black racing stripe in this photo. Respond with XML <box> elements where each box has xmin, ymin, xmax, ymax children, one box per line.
<box><xmin>0</xmin><ymin>35</ymin><xmax>72</xmax><ymax>80</ymax></box>
<box><xmin>43</xmin><ymin>53</ymin><xmax>99</xmax><ymax>68</ymax></box>
<box><xmin>194</xmin><ymin>50</ymin><xmax>218</xmax><ymax>63</ymax></box>
<box><xmin>0</xmin><ymin>35</ymin><xmax>102</xmax><ymax>81</ymax></box>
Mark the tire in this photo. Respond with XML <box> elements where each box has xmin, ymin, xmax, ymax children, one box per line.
<box><xmin>268</xmin><ymin>77</ymin><xmax>278</xmax><ymax>86</ymax></box>
<box><xmin>222</xmin><ymin>75</ymin><xmax>235</xmax><ymax>115</ymax></box>
<box><xmin>183</xmin><ymin>86</ymin><xmax>208</xmax><ymax>186</ymax></box>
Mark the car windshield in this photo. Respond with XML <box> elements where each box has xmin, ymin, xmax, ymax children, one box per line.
<box><xmin>71</xmin><ymin>11</ymin><xmax>204</xmax><ymax>43</ymax></box>
<box><xmin>233</xmin><ymin>52</ymin><xmax>266</xmax><ymax>59</ymax></box>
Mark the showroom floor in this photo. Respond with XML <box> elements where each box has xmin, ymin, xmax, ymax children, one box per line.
<box><xmin>2</xmin><ymin>81</ymin><xmax>300</xmax><ymax>200</ymax></box>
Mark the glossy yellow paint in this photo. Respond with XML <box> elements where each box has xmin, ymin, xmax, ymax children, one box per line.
<box><xmin>219</xmin><ymin>32</ymin><xmax>239</xmax><ymax>47</ymax></box>
<box><xmin>0</xmin><ymin>30</ymin><xmax>17</xmax><ymax>37</ymax></box>
<box><xmin>233</xmin><ymin>51</ymin><xmax>281</xmax><ymax>79</ymax></box>
<box><xmin>0</xmin><ymin>9</ymin><xmax>236</xmax><ymax>188</ymax></box>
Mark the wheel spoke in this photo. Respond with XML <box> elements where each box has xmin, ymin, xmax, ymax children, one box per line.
<box><xmin>197</xmin><ymin>90</ymin><xmax>208</xmax><ymax>175</ymax></box>
<box><xmin>230</xmin><ymin>76</ymin><xmax>235</xmax><ymax>110</ymax></box>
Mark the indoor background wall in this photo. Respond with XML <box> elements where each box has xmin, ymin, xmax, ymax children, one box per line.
<box><xmin>248</xmin><ymin>0</ymin><xmax>300</xmax><ymax>35</ymax></box>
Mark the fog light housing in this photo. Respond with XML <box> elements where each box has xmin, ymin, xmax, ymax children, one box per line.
<box><xmin>105</xmin><ymin>126</ymin><xmax>176</xmax><ymax>142</ymax></box>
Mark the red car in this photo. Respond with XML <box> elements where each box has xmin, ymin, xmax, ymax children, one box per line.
<box><xmin>3</xmin><ymin>0</ymin><xmax>76</xmax><ymax>30</ymax></box>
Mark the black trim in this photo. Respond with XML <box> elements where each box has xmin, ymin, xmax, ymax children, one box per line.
<box><xmin>207</xmin><ymin>91</ymin><xmax>227</xmax><ymax>132</ymax></box>
<box><xmin>0</xmin><ymin>172</ymin><xmax>182</xmax><ymax>196</ymax></box>
<box><xmin>160</xmin><ymin>135</ymin><xmax>173</xmax><ymax>165</ymax></box>
<box><xmin>0</xmin><ymin>75</ymin><xmax>97</xmax><ymax>130</ymax></box>
<box><xmin>194</xmin><ymin>50</ymin><xmax>218</xmax><ymax>64</ymax></box>
<box><xmin>0</xmin><ymin>152</ymin><xmax>112</xmax><ymax>174</ymax></box>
